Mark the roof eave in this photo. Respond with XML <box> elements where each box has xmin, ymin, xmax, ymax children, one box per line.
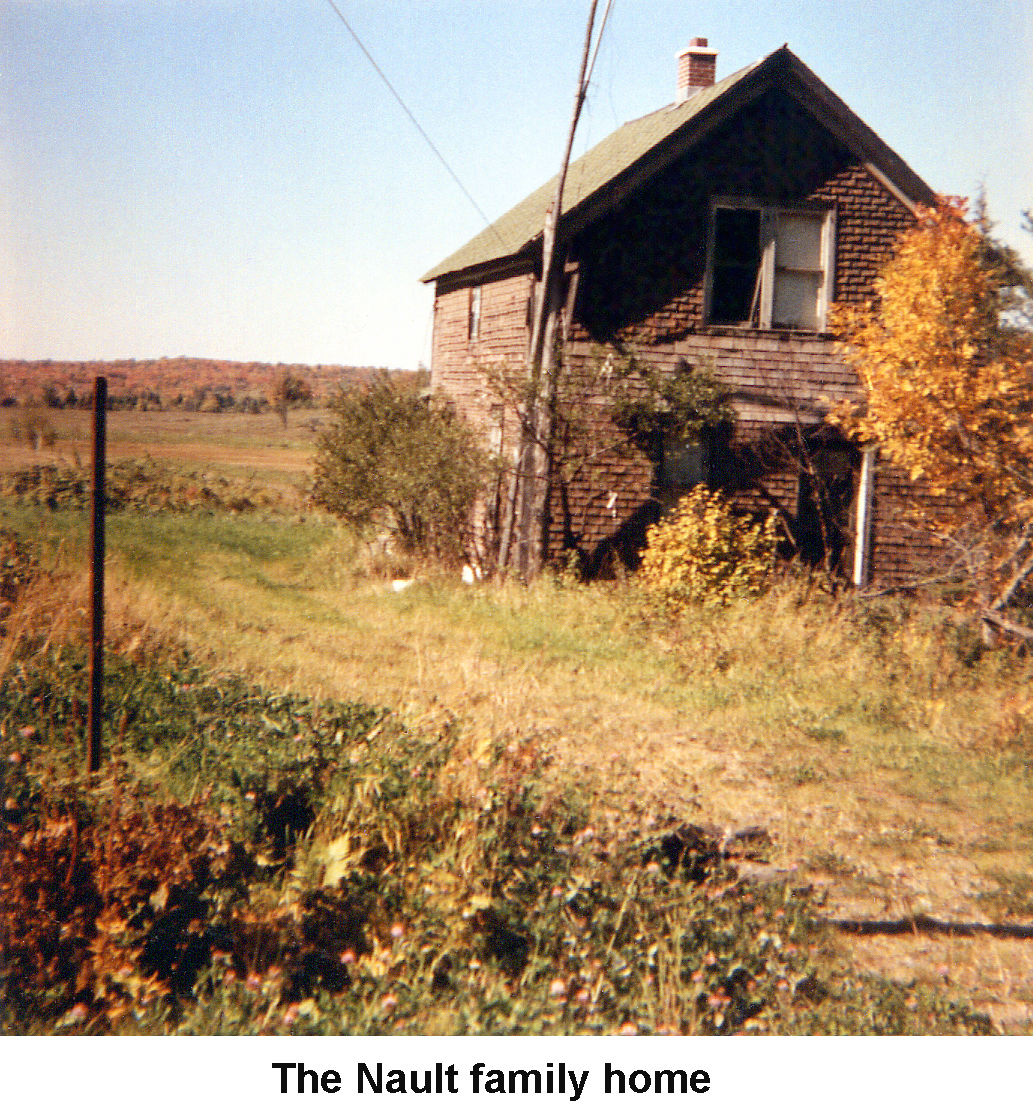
<box><xmin>424</xmin><ymin>251</ymin><xmax>539</xmax><ymax>290</ymax></box>
<box><xmin>777</xmin><ymin>49</ymin><xmax>937</xmax><ymax>210</ymax></box>
<box><xmin>556</xmin><ymin>59</ymin><xmax>777</xmax><ymax>242</ymax></box>
<box><xmin>423</xmin><ymin>45</ymin><xmax>937</xmax><ymax>284</ymax></box>
<box><xmin>556</xmin><ymin>47</ymin><xmax>937</xmax><ymax>240</ymax></box>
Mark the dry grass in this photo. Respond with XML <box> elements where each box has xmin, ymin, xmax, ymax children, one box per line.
<box><xmin>105</xmin><ymin>541</ymin><xmax>1033</xmax><ymax>1030</ymax></box>
<box><xmin>4</xmin><ymin>407</ymin><xmax>1032</xmax><ymax>1029</ymax></box>
<box><xmin>0</xmin><ymin>405</ymin><xmax>325</xmax><ymax>491</ymax></box>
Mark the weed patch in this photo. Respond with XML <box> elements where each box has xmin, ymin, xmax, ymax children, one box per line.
<box><xmin>0</xmin><ymin>553</ymin><xmax>1000</xmax><ymax>1034</ymax></box>
<box><xmin>2</xmin><ymin>458</ymin><xmax>290</xmax><ymax>514</ymax></box>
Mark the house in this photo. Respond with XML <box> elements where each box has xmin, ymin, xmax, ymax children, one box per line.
<box><xmin>421</xmin><ymin>39</ymin><xmax>950</xmax><ymax>583</ymax></box>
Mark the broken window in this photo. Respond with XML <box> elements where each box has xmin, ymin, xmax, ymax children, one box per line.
<box><xmin>710</xmin><ymin>208</ymin><xmax>763</xmax><ymax>326</ymax></box>
<box><xmin>707</xmin><ymin>202</ymin><xmax>834</xmax><ymax>330</ymax></box>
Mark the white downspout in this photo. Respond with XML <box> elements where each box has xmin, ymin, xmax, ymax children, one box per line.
<box><xmin>853</xmin><ymin>447</ymin><xmax>876</xmax><ymax>587</ymax></box>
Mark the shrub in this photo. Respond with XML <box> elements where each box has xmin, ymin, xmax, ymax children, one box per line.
<box><xmin>312</xmin><ymin>374</ymin><xmax>490</xmax><ymax>564</ymax></box>
<box><xmin>8</xmin><ymin>406</ymin><xmax>57</xmax><ymax>450</ymax></box>
<box><xmin>639</xmin><ymin>486</ymin><xmax>778</xmax><ymax>610</ymax></box>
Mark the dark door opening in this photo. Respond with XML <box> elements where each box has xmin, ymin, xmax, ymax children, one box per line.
<box><xmin>794</xmin><ymin>444</ymin><xmax>857</xmax><ymax>572</ymax></box>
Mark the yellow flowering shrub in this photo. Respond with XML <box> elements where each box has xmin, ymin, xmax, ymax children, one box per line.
<box><xmin>639</xmin><ymin>486</ymin><xmax>778</xmax><ymax>610</ymax></box>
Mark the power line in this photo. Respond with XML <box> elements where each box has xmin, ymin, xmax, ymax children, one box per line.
<box><xmin>570</xmin><ymin>0</ymin><xmax>616</xmax><ymax>214</ymax></box>
<box><xmin>323</xmin><ymin>0</ymin><xmax>505</xmax><ymax>250</ymax></box>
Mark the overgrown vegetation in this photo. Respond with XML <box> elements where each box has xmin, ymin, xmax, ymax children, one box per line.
<box><xmin>833</xmin><ymin>197</ymin><xmax>1033</xmax><ymax>628</ymax></box>
<box><xmin>1</xmin><ymin>458</ymin><xmax>291</xmax><ymax>515</ymax></box>
<box><xmin>611</xmin><ymin>353</ymin><xmax>732</xmax><ymax>463</ymax></box>
<box><xmin>638</xmin><ymin>486</ymin><xmax>778</xmax><ymax>610</ymax></box>
<box><xmin>312</xmin><ymin>374</ymin><xmax>491</xmax><ymax>565</ymax></box>
<box><xmin>3</xmin><ymin>374</ymin><xmax>1032</xmax><ymax>1031</ymax></box>
<box><xmin>1</xmin><ymin>533</ymin><xmax>1007</xmax><ymax>1035</ymax></box>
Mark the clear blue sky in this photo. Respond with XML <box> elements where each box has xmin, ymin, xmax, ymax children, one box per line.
<box><xmin>3</xmin><ymin>0</ymin><xmax>1030</xmax><ymax>368</ymax></box>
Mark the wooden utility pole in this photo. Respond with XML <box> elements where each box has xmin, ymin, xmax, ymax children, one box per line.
<box><xmin>505</xmin><ymin>0</ymin><xmax>598</xmax><ymax>578</ymax></box>
<box><xmin>87</xmin><ymin>376</ymin><xmax>106</xmax><ymax>773</ymax></box>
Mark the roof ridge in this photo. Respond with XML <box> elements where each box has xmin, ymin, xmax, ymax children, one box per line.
<box><xmin>421</xmin><ymin>45</ymin><xmax>932</xmax><ymax>284</ymax></box>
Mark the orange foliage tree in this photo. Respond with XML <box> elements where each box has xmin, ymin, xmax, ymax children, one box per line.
<box><xmin>832</xmin><ymin>197</ymin><xmax>1033</xmax><ymax>623</ymax></box>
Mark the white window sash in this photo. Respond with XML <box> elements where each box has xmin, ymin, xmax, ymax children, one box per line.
<box><xmin>708</xmin><ymin>200</ymin><xmax>835</xmax><ymax>331</ymax></box>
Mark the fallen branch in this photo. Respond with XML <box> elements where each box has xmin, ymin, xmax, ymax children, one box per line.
<box><xmin>981</xmin><ymin>610</ymin><xmax>1033</xmax><ymax>641</ymax></box>
<box><xmin>828</xmin><ymin>914</ymin><xmax>1033</xmax><ymax>940</ymax></box>
<box><xmin>989</xmin><ymin>540</ymin><xmax>1033</xmax><ymax>612</ymax></box>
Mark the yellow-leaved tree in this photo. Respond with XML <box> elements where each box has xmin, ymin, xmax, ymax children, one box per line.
<box><xmin>832</xmin><ymin>197</ymin><xmax>1033</xmax><ymax>630</ymax></box>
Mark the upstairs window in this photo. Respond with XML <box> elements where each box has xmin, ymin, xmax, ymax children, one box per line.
<box><xmin>710</xmin><ymin>208</ymin><xmax>763</xmax><ymax>325</ymax></box>
<box><xmin>707</xmin><ymin>202</ymin><xmax>835</xmax><ymax>331</ymax></box>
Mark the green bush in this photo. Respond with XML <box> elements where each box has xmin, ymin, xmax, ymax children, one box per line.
<box><xmin>639</xmin><ymin>486</ymin><xmax>778</xmax><ymax>610</ymax></box>
<box><xmin>312</xmin><ymin>374</ymin><xmax>490</xmax><ymax>564</ymax></box>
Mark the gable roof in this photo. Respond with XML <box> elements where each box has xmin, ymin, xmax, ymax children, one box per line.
<box><xmin>421</xmin><ymin>45</ymin><xmax>936</xmax><ymax>284</ymax></box>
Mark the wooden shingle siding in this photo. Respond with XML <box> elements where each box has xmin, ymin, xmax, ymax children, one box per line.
<box><xmin>569</xmin><ymin>88</ymin><xmax>911</xmax><ymax>346</ymax></box>
<box><xmin>866</xmin><ymin>462</ymin><xmax>953</xmax><ymax>586</ymax></box>
<box><xmin>428</xmin><ymin>74</ymin><xmax>945</xmax><ymax>586</ymax></box>
<box><xmin>431</xmin><ymin>269</ymin><xmax>534</xmax><ymax>441</ymax></box>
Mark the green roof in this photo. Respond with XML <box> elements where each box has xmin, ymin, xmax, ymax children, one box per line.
<box><xmin>421</xmin><ymin>46</ymin><xmax>934</xmax><ymax>284</ymax></box>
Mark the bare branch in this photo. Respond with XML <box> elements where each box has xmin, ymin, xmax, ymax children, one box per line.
<box><xmin>982</xmin><ymin>610</ymin><xmax>1033</xmax><ymax>641</ymax></box>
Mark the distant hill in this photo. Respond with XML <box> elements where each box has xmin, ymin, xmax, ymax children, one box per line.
<box><xmin>0</xmin><ymin>358</ymin><xmax>421</xmax><ymax>410</ymax></box>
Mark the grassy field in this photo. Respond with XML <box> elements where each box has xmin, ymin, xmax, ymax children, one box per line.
<box><xmin>2</xmin><ymin>404</ymin><xmax>324</xmax><ymax>493</ymax></box>
<box><xmin>2</xmin><ymin>407</ymin><xmax>1032</xmax><ymax>1033</ymax></box>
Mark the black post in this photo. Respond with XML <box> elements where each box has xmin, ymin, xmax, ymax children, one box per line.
<box><xmin>88</xmin><ymin>376</ymin><xmax>106</xmax><ymax>773</ymax></box>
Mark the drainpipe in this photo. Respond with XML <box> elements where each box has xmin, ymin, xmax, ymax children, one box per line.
<box><xmin>853</xmin><ymin>447</ymin><xmax>876</xmax><ymax>587</ymax></box>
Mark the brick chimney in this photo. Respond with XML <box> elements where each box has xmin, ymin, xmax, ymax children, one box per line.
<box><xmin>676</xmin><ymin>37</ymin><xmax>717</xmax><ymax>102</ymax></box>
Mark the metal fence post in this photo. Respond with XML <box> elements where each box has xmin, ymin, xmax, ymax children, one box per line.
<box><xmin>88</xmin><ymin>376</ymin><xmax>106</xmax><ymax>773</ymax></box>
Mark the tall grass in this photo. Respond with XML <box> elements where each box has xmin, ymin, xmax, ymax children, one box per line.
<box><xmin>6</xmin><ymin>480</ymin><xmax>1033</xmax><ymax>1029</ymax></box>
<box><xmin>0</xmin><ymin>533</ymin><xmax>1005</xmax><ymax>1034</ymax></box>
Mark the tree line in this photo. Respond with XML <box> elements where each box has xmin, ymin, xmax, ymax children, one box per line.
<box><xmin>0</xmin><ymin>358</ymin><xmax>421</xmax><ymax>412</ymax></box>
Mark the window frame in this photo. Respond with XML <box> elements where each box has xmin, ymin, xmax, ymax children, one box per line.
<box><xmin>468</xmin><ymin>284</ymin><xmax>482</xmax><ymax>341</ymax></box>
<box><xmin>704</xmin><ymin>198</ymin><xmax>836</xmax><ymax>332</ymax></box>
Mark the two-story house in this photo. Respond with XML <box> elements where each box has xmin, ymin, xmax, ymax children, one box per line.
<box><xmin>422</xmin><ymin>40</ymin><xmax>948</xmax><ymax>583</ymax></box>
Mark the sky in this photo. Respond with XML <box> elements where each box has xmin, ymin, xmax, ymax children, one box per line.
<box><xmin>2</xmin><ymin>0</ymin><xmax>1031</xmax><ymax>369</ymax></box>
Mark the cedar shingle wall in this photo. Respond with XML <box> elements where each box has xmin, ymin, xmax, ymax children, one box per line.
<box><xmin>431</xmin><ymin>268</ymin><xmax>533</xmax><ymax>449</ymax></box>
<box><xmin>570</xmin><ymin>87</ymin><xmax>912</xmax><ymax>343</ymax></box>
<box><xmin>867</xmin><ymin>462</ymin><xmax>954</xmax><ymax>585</ymax></box>
<box><xmin>430</xmin><ymin>89</ymin><xmax>942</xmax><ymax>584</ymax></box>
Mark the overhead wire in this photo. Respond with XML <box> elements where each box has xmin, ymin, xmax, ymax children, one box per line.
<box><xmin>323</xmin><ymin>0</ymin><xmax>506</xmax><ymax>250</ymax></box>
